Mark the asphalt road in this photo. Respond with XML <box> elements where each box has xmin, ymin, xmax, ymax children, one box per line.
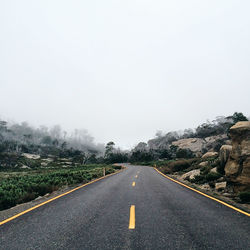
<box><xmin>0</xmin><ymin>165</ymin><xmax>250</xmax><ymax>250</ymax></box>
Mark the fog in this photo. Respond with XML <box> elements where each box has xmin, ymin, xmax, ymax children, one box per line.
<box><xmin>1</xmin><ymin>0</ymin><xmax>249</xmax><ymax>149</ymax></box>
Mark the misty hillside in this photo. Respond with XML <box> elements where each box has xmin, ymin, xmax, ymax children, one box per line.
<box><xmin>0</xmin><ymin>119</ymin><xmax>105</xmax><ymax>167</ymax></box>
<box><xmin>129</xmin><ymin>112</ymin><xmax>249</xmax><ymax>162</ymax></box>
<box><xmin>0</xmin><ymin>112</ymin><xmax>248</xmax><ymax>168</ymax></box>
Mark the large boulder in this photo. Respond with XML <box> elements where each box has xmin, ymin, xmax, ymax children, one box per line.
<box><xmin>202</xmin><ymin>151</ymin><xmax>218</xmax><ymax>159</ymax></box>
<box><xmin>172</xmin><ymin>138</ymin><xmax>205</xmax><ymax>153</ymax></box>
<box><xmin>225</xmin><ymin>121</ymin><xmax>250</xmax><ymax>191</ymax></box>
<box><xmin>219</xmin><ymin>145</ymin><xmax>232</xmax><ymax>168</ymax></box>
<box><xmin>181</xmin><ymin>169</ymin><xmax>200</xmax><ymax>180</ymax></box>
<box><xmin>204</xmin><ymin>134</ymin><xmax>228</xmax><ymax>151</ymax></box>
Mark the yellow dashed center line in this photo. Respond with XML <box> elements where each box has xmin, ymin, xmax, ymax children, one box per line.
<box><xmin>129</xmin><ymin>205</ymin><xmax>135</xmax><ymax>229</ymax></box>
<box><xmin>132</xmin><ymin>182</ymin><xmax>136</xmax><ymax>187</ymax></box>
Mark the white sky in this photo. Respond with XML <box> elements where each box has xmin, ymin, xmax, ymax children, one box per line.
<box><xmin>0</xmin><ymin>0</ymin><xmax>249</xmax><ymax>149</ymax></box>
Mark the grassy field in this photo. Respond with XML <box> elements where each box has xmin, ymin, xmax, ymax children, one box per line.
<box><xmin>0</xmin><ymin>164</ymin><xmax>121</xmax><ymax>211</ymax></box>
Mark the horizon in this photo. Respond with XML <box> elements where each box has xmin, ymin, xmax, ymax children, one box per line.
<box><xmin>0</xmin><ymin>111</ymin><xmax>248</xmax><ymax>150</ymax></box>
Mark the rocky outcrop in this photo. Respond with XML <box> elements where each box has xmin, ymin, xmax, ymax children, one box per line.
<box><xmin>225</xmin><ymin>121</ymin><xmax>250</xmax><ymax>192</ymax></box>
<box><xmin>172</xmin><ymin>134</ymin><xmax>228</xmax><ymax>155</ymax></box>
<box><xmin>202</xmin><ymin>152</ymin><xmax>218</xmax><ymax>159</ymax></box>
<box><xmin>204</xmin><ymin>134</ymin><xmax>228</xmax><ymax>151</ymax></box>
<box><xmin>172</xmin><ymin>138</ymin><xmax>205</xmax><ymax>153</ymax></box>
<box><xmin>219</xmin><ymin>145</ymin><xmax>232</xmax><ymax>168</ymax></box>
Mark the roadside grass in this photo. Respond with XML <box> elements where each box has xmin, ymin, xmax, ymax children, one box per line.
<box><xmin>0</xmin><ymin>164</ymin><xmax>120</xmax><ymax>211</ymax></box>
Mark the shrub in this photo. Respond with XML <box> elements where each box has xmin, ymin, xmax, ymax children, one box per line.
<box><xmin>216</xmin><ymin>163</ymin><xmax>225</xmax><ymax>175</ymax></box>
<box><xmin>191</xmin><ymin>175</ymin><xmax>206</xmax><ymax>184</ymax></box>
<box><xmin>205</xmin><ymin>172</ymin><xmax>221</xmax><ymax>182</ymax></box>
<box><xmin>176</xmin><ymin>148</ymin><xmax>194</xmax><ymax>159</ymax></box>
<box><xmin>0</xmin><ymin>164</ymin><xmax>116</xmax><ymax>210</ymax></box>
<box><xmin>238</xmin><ymin>191</ymin><xmax>250</xmax><ymax>203</ymax></box>
<box><xmin>201</xmin><ymin>166</ymin><xmax>211</xmax><ymax>175</ymax></box>
<box><xmin>113</xmin><ymin>165</ymin><xmax>122</xmax><ymax>170</ymax></box>
<box><xmin>191</xmin><ymin>171</ymin><xmax>221</xmax><ymax>184</ymax></box>
<box><xmin>169</xmin><ymin>159</ymin><xmax>196</xmax><ymax>172</ymax></box>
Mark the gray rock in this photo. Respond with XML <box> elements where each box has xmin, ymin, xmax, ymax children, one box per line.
<box><xmin>181</xmin><ymin>169</ymin><xmax>200</xmax><ymax>180</ymax></box>
<box><xmin>215</xmin><ymin>182</ymin><xmax>227</xmax><ymax>190</ymax></box>
<box><xmin>202</xmin><ymin>152</ymin><xmax>218</xmax><ymax>159</ymax></box>
<box><xmin>199</xmin><ymin>161</ymin><xmax>209</xmax><ymax>167</ymax></box>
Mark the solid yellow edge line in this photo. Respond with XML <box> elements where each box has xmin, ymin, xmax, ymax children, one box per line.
<box><xmin>0</xmin><ymin>168</ymin><xmax>125</xmax><ymax>226</ymax></box>
<box><xmin>129</xmin><ymin>205</ymin><xmax>135</xmax><ymax>229</ymax></box>
<box><xmin>154</xmin><ymin>168</ymin><xmax>250</xmax><ymax>217</ymax></box>
<box><xmin>132</xmin><ymin>182</ymin><xmax>136</xmax><ymax>187</ymax></box>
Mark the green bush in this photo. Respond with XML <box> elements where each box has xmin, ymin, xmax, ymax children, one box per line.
<box><xmin>201</xmin><ymin>166</ymin><xmax>211</xmax><ymax>175</ymax></box>
<box><xmin>176</xmin><ymin>148</ymin><xmax>194</xmax><ymax>159</ymax></box>
<box><xmin>205</xmin><ymin>172</ymin><xmax>221</xmax><ymax>182</ymax></box>
<box><xmin>191</xmin><ymin>175</ymin><xmax>206</xmax><ymax>184</ymax></box>
<box><xmin>113</xmin><ymin>165</ymin><xmax>122</xmax><ymax>170</ymax></box>
<box><xmin>191</xmin><ymin>172</ymin><xmax>221</xmax><ymax>184</ymax></box>
<box><xmin>238</xmin><ymin>191</ymin><xmax>250</xmax><ymax>203</ymax></box>
<box><xmin>169</xmin><ymin>159</ymin><xmax>196</xmax><ymax>172</ymax></box>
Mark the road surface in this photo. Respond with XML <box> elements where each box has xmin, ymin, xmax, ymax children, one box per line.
<box><xmin>0</xmin><ymin>165</ymin><xmax>250</xmax><ymax>249</ymax></box>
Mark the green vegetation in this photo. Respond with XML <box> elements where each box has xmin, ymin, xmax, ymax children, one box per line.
<box><xmin>191</xmin><ymin>171</ymin><xmax>221</xmax><ymax>184</ymax></box>
<box><xmin>238</xmin><ymin>191</ymin><xmax>250</xmax><ymax>203</ymax></box>
<box><xmin>0</xmin><ymin>111</ymin><xmax>248</xmax><ymax>210</ymax></box>
<box><xmin>0</xmin><ymin>164</ymin><xmax>120</xmax><ymax>211</ymax></box>
<box><xmin>153</xmin><ymin>158</ymin><xmax>199</xmax><ymax>175</ymax></box>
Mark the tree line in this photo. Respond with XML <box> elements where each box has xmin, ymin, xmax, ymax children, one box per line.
<box><xmin>0</xmin><ymin>112</ymin><xmax>248</xmax><ymax>166</ymax></box>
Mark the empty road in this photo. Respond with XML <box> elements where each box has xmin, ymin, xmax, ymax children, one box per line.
<box><xmin>0</xmin><ymin>165</ymin><xmax>250</xmax><ymax>249</ymax></box>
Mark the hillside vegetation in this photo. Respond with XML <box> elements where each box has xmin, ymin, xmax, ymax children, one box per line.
<box><xmin>0</xmin><ymin>164</ymin><xmax>121</xmax><ymax>210</ymax></box>
<box><xmin>0</xmin><ymin>112</ymin><xmax>248</xmax><ymax>210</ymax></box>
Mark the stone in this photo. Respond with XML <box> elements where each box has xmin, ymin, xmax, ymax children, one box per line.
<box><xmin>222</xmin><ymin>193</ymin><xmax>232</xmax><ymax>197</ymax></box>
<box><xmin>215</xmin><ymin>182</ymin><xmax>227</xmax><ymax>190</ymax></box>
<box><xmin>219</xmin><ymin>145</ymin><xmax>232</xmax><ymax>168</ymax></box>
<box><xmin>200</xmin><ymin>184</ymin><xmax>210</xmax><ymax>191</ymax></box>
<box><xmin>172</xmin><ymin>138</ymin><xmax>205</xmax><ymax>153</ymax></box>
<box><xmin>199</xmin><ymin>161</ymin><xmax>209</xmax><ymax>167</ymax></box>
<box><xmin>225</xmin><ymin>121</ymin><xmax>250</xmax><ymax>191</ymax></box>
<box><xmin>210</xmin><ymin>167</ymin><xmax>217</xmax><ymax>173</ymax></box>
<box><xmin>217</xmin><ymin>177</ymin><xmax>225</xmax><ymax>182</ymax></box>
<box><xmin>43</xmin><ymin>158</ymin><xmax>53</xmax><ymax>162</ymax></box>
<box><xmin>21</xmin><ymin>165</ymin><xmax>30</xmax><ymax>169</ymax></box>
<box><xmin>181</xmin><ymin>169</ymin><xmax>200</xmax><ymax>180</ymax></box>
<box><xmin>202</xmin><ymin>151</ymin><xmax>218</xmax><ymax>159</ymax></box>
<box><xmin>22</xmin><ymin>153</ymin><xmax>40</xmax><ymax>160</ymax></box>
<box><xmin>225</xmin><ymin>160</ymin><xmax>239</xmax><ymax>176</ymax></box>
<box><xmin>204</xmin><ymin>134</ymin><xmax>228</xmax><ymax>151</ymax></box>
